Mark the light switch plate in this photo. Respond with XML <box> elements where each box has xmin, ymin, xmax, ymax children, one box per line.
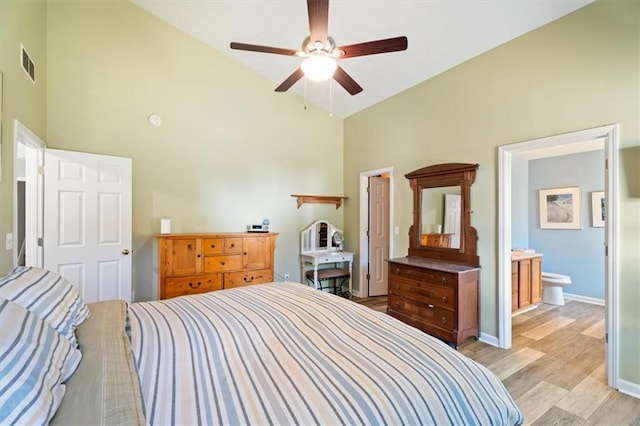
<box><xmin>394</xmin><ymin>226</ymin><xmax>400</xmax><ymax>235</ymax></box>
<box><xmin>6</xmin><ymin>233</ymin><xmax>13</xmax><ymax>250</ymax></box>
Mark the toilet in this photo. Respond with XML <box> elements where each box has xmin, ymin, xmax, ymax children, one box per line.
<box><xmin>541</xmin><ymin>272</ymin><xmax>572</xmax><ymax>306</ymax></box>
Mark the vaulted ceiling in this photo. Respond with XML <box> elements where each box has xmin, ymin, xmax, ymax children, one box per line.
<box><xmin>132</xmin><ymin>0</ymin><xmax>593</xmax><ymax>117</ymax></box>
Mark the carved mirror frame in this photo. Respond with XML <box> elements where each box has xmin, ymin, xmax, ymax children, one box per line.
<box><xmin>407</xmin><ymin>163</ymin><xmax>479</xmax><ymax>266</ymax></box>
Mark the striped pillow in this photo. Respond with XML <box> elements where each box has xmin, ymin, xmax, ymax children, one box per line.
<box><xmin>0</xmin><ymin>267</ymin><xmax>90</xmax><ymax>348</ymax></box>
<box><xmin>0</xmin><ymin>299</ymin><xmax>82</xmax><ymax>425</ymax></box>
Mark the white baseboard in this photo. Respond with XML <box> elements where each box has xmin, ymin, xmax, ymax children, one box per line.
<box><xmin>478</xmin><ymin>332</ymin><xmax>500</xmax><ymax>347</ymax></box>
<box><xmin>617</xmin><ymin>378</ymin><xmax>640</xmax><ymax>399</ymax></box>
<box><xmin>564</xmin><ymin>292</ymin><xmax>605</xmax><ymax>306</ymax></box>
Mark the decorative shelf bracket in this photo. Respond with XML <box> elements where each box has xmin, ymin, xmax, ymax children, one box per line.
<box><xmin>291</xmin><ymin>195</ymin><xmax>348</xmax><ymax>209</ymax></box>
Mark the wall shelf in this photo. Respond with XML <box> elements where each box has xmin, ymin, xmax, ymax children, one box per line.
<box><xmin>291</xmin><ymin>195</ymin><xmax>348</xmax><ymax>209</ymax></box>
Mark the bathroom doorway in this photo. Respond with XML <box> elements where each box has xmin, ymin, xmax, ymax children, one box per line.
<box><xmin>498</xmin><ymin>124</ymin><xmax>619</xmax><ymax>390</ymax></box>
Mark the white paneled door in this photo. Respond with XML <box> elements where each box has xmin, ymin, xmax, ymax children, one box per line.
<box><xmin>368</xmin><ymin>176</ymin><xmax>390</xmax><ymax>296</ymax></box>
<box><xmin>44</xmin><ymin>149</ymin><xmax>132</xmax><ymax>303</ymax></box>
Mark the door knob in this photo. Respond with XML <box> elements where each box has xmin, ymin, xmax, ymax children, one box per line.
<box><xmin>122</xmin><ymin>249</ymin><xmax>130</xmax><ymax>255</ymax></box>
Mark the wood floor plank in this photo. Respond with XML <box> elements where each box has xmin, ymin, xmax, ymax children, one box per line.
<box><xmin>581</xmin><ymin>319</ymin><xmax>605</xmax><ymax>339</ymax></box>
<box><xmin>515</xmin><ymin>381</ymin><xmax>569</xmax><ymax>425</ymax></box>
<box><xmin>522</xmin><ymin>316</ymin><xmax>576</xmax><ymax>340</ymax></box>
<box><xmin>531</xmin><ymin>406</ymin><xmax>586</xmax><ymax>426</ymax></box>
<box><xmin>556</xmin><ymin>375</ymin><xmax>612</xmax><ymax>419</ymax></box>
<box><xmin>488</xmin><ymin>347</ymin><xmax>546</xmax><ymax>380</ymax></box>
<box><xmin>582</xmin><ymin>390</ymin><xmax>640</xmax><ymax>425</ymax></box>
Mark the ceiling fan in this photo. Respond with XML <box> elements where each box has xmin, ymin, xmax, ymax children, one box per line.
<box><xmin>230</xmin><ymin>0</ymin><xmax>408</xmax><ymax>95</ymax></box>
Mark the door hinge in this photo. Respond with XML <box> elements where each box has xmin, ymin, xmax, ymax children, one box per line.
<box><xmin>605</xmin><ymin>245</ymin><xmax>608</xmax><ymax>256</ymax></box>
<box><xmin>366</xmin><ymin>186</ymin><xmax>370</xmax><ymax>193</ymax></box>
<box><xmin>366</xmin><ymin>230</ymin><xmax>369</xmax><ymax>237</ymax></box>
<box><xmin>605</xmin><ymin>159</ymin><xmax>608</xmax><ymax>170</ymax></box>
<box><xmin>37</xmin><ymin>237</ymin><xmax>44</xmax><ymax>247</ymax></box>
<box><xmin>38</xmin><ymin>165</ymin><xmax>44</xmax><ymax>175</ymax></box>
<box><xmin>605</xmin><ymin>333</ymin><xmax>608</xmax><ymax>344</ymax></box>
<box><xmin>366</xmin><ymin>273</ymin><xmax>370</xmax><ymax>280</ymax></box>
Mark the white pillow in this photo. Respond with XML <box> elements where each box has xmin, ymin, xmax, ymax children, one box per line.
<box><xmin>0</xmin><ymin>298</ymin><xmax>82</xmax><ymax>425</ymax></box>
<box><xmin>0</xmin><ymin>267</ymin><xmax>90</xmax><ymax>348</ymax></box>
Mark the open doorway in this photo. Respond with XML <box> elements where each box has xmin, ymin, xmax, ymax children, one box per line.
<box><xmin>13</xmin><ymin>120</ymin><xmax>45</xmax><ymax>268</ymax></box>
<box><xmin>358</xmin><ymin>167</ymin><xmax>393</xmax><ymax>298</ymax></box>
<box><xmin>498</xmin><ymin>124</ymin><xmax>619</xmax><ymax>390</ymax></box>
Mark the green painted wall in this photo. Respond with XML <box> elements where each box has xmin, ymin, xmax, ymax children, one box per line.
<box><xmin>43</xmin><ymin>1</ymin><xmax>343</xmax><ymax>300</ymax></box>
<box><xmin>344</xmin><ymin>0</ymin><xmax>639</xmax><ymax>385</ymax></box>
<box><xmin>0</xmin><ymin>0</ymin><xmax>47</xmax><ymax>273</ymax></box>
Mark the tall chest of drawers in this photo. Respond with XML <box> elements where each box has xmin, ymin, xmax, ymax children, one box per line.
<box><xmin>388</xmin><ymin>257</ymin><xmax>480</xmax><ymax>347</ymax></box>
<box><xmin>156</xmin><ymin>233</ymin><xmax>277</xmax><ymax>299</ymax></box>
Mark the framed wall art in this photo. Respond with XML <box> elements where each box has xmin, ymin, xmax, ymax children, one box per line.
<box><xmin>591</xmin><ymin>191</ymin><xmax>605</xmax><ymax>228</ymax></box>
<box><xmin>539</xmin><ymin>186</ymin><xmax>581</xmax><ymax>229</ymax></box>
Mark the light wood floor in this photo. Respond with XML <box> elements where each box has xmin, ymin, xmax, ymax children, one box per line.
<box><xmin>351</xmin><ymin>296</ymin><xmax>640</xmax><ymax>425</ymax></box>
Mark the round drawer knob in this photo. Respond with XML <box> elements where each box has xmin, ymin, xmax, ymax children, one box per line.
<box><xmin>441</xmin><ymin>317</ymin><xmax>448</xmax><ymax>324</ymax></box>
<box><xmin>394</xmin><ymin>283</ymin><xmax>400</xmax><ymax>290</ymax></box>
<box><xmin>441</xmin><ymin>277</ymin><xmax>447</xmax><ymax>284</ymax></box>
<box><xmin>441</xmin><ymin>296</ymin><xmax>448</xmax><ymax>303</ymax></box>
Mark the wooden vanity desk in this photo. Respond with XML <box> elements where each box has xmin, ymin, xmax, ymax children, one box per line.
<box><xmin>388</xmin><ymin>163</ymin><xmax>480</xmax><ymax>348</ymax></box>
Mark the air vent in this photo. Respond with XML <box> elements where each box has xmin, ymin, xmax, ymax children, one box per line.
<box><xmin>21</xmin><ymin>44</ymin><xmax>35</xmax><ymax>84</ymax></box>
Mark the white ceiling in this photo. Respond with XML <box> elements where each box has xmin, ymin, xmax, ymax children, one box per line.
<box><xmin>131</xmin><ymin>0</ymin><xmax>593</xmax><ymax>118</ymax></box>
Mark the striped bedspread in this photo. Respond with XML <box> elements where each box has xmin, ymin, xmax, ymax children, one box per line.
<box><xmin>128</xmin><ymin>282</ymin><xmax>523</xmax><ymax>425</ymax></box>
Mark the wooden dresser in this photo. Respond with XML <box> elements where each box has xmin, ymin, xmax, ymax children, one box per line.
<box><xmin>393</xmin><ymin>163</ymin><xmax>481</xmax><ymax>348</ymax></box>
<box><xmin>388</xmin><ymin>257</ymin><xmax>480</xmax><ymax>347</ymax></box>
<box><xmin>156</xmin><ymin>233</ymin><xmax>277</xmax><ymax>299</ymax></box>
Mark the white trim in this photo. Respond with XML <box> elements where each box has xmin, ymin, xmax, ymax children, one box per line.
<box><xmin>564</xmin><ymin>293</ymin><xmax>605</xmax><ymax>306</ymax></box>
<box><xmin>478</xmin><ymin>332</ymin><xmax>500</xmax><ymax>347</ymax></box>
<box><xmin>512</xmin><ymin>304</ymin><xmax>538</xmax><ymax>316</ymax></box>
<box><xmin>358</xmin><ymin>167</ymin><xmax>394</xmax><ymax>298</ymax></box>
<box><xmin>617</xmin><ymin>379</ymin><xmax>640</xmax><ymax>399</ymax></box>
<box><xmin>498</xmin><ymin>124</ymin><xmax>619</xmax><ymax>391</ymax></box>
<box><xmin>13</xmin><ymin>120</ymin><xmax>45</xmax><ymax>268</ymax></box>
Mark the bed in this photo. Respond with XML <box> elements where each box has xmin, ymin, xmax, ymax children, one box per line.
<box><xmin>1</xmin><ymin>267</ymin><xmax>523</xmax><ymax>425</ymax></box>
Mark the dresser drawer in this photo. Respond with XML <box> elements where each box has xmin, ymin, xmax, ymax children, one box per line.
<box><xmin>164</xmin><ymin>274</ymin><xmax>222</xmax><ymax>299</ymax></box>
<box><xmin>224</xmin><ymin>269</ymin><xmax>273</xmax><ymax>289</ymax></box>
<box><xmin>388</xmin><ymin>294</ymin><xmax>455</xmax><ymax>331</ymax></box>
<box><xmin>202</xmin><ymin>238</ymin><xmax>223</xmax><ymax>255</ymax></box>
<box><xmin>203</xmin><ymin>255</ymin><xmax>242</xmax><ymax>272</ymax></box>
<box><xmin>389</xmin><ymin>277</ymin><xmax>455</xmax><ymax>310</ymax></box>
<box><xmin>389</xmin><ymin>264</ymin><xmax>456</xmax><ymax>287</ymax></box>
<box><xmin>224</xmin><ymin>238</ymin><xmax>242</xmax><ymax>254</ymax></box>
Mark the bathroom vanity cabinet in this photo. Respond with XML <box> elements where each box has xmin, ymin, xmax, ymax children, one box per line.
<box><xmin>511</xmin><ymin>253</ymin><xmax>542</xmax><ymax>312</ymax></box>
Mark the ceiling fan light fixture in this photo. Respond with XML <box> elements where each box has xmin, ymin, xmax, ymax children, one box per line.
<box><xmin>301</xmin><ymin>54</ymin><xmax>337</xmax><ymax>82</ymax></box>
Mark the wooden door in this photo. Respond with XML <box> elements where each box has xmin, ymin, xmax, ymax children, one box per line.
<box><xmin>369</xmin><ymin>176</ymin><xmax>390</xmax><ymax>296</ymax></box>
<box><xmin>530</xmin><ymin>257</ymin><xmax>542</xmax><ymax>303</ymax></box>
<box><xmin>242</xmin><ymin>236</ymin><xmax>271</xmax><ymax>269</ymax></box>
<box><xmin>518</xmin><ymin>260</ymin><xmax>531</xmax><ymax>308</ymax></box>
<box><xmin>167</xmin><ymin>238</ymin><xmax>201</xmax><ymax>276</ymax></box>
<box><xmin>44</xmin><ymin>149</ymin><xmax>132</xmax><ymax>303</ymax></box>
<box><xmin>443</xmin><ymin>193</ymin><xmax>462</xmax><ymax>248</ymax></box>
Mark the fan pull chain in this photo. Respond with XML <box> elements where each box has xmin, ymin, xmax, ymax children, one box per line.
<box><xmin>303</xmin><ymin>76</ymin><xmax>308</xmax><ymax>111</ymax></box>
<box><xmin>329</xmin><ymin>79</ymin><xmax>333</xmax><ymax>117</ymax></box>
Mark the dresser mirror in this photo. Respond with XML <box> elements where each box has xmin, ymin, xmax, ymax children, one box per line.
<box><xmin>301</xmin><ymin>220</ymin><xmax>343</xmax><ymax>253</ymax></box>
<box><xmin>407</xmin><ymin>163</ymin><xmax>479</xmax><ymax>266</ymax></box>
<box><xmin>421</xmin><ymin>185</ymin><xmax>462</xmax><ymax>249</ymax></box>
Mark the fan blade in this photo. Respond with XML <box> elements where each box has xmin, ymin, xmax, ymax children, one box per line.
<box><xmin>275</xmin><ymin>68</ymin><xmax>304</xmax><ymax>92</ymax></box>
<box><xmin>307</xmin><ymin>0</ymin><xmax>329</xmax><ymax>44</ymax></box>
<box><xmin>333</xmin><ymin>66</ymin><xmax>363</xmax><ymax>95</ymax></box>
<box><xmin>338</xmin><ymin>36</ymin><xmax>408</xmax><ymax>59</ymax></box>
<box><xmin>230</xmin><ymin>42</ymin><xmax>297</xmax><ymax>56</ymax></box>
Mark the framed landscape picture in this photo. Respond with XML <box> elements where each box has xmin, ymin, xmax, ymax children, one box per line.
<box><xmin>591</xmin><ymin>191</ymin><xmax>605</xmax><ymax>228</ymax></box>
<box><xmin>539</xmin><ymin>187</ymin><xmax>581</xmax><ymax>229</ymax></box>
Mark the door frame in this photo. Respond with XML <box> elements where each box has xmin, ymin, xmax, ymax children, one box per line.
<box><xmin>358</xmin><ymin>167</ymin><xmax>393</xmax><ymax>298</ymax></box>
<box><xmin>13</xmin><ymin>120</ymin><xmax>45</xmax><ymax>268</ymax></box>
<box><xmin>498</xmin><ymin>124</ymin><xmax>619</xmax><ymax>389</ymax></box>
